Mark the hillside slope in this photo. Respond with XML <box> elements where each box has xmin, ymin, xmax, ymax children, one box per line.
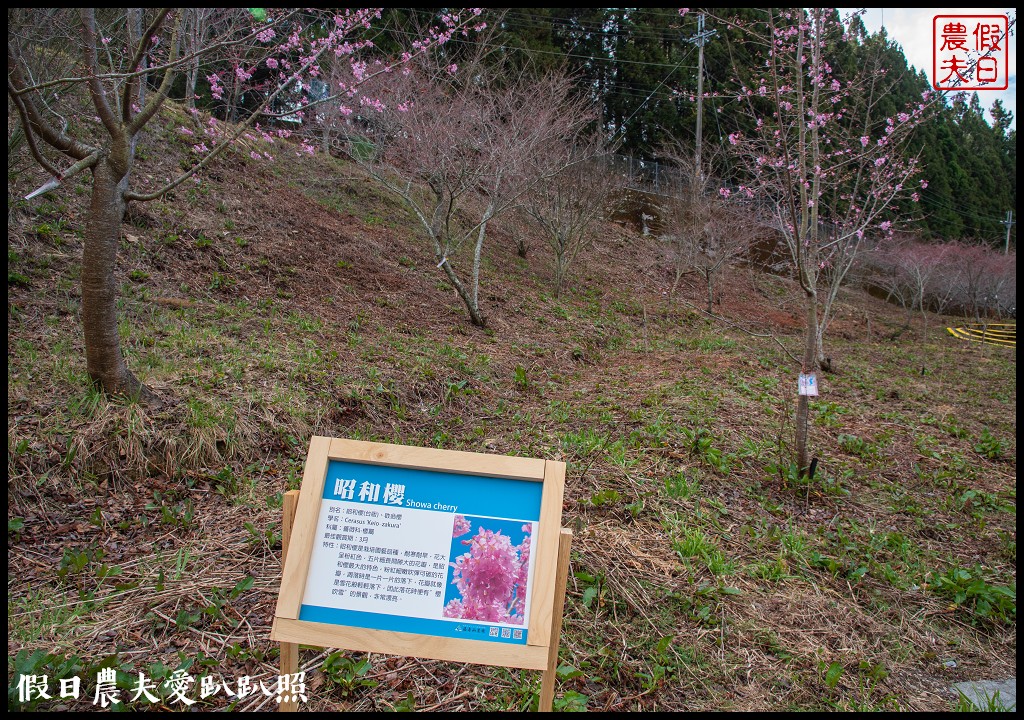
<box><xmin>7</xmin><ymin>104</ymin><xmax>1016</xmax><ymax>712</ymax></box>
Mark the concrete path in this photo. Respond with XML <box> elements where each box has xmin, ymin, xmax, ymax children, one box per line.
<box><xmin>952</xmin><ymin>678</ymin><xmax>1016</xmax><ymax>711</ymax></box>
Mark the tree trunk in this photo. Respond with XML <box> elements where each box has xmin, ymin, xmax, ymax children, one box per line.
<box><xmin>81</xmin><ymin>160</ymin><xmax>152</xmax><ymax>400</ymax></box>
<box><xmin>795</xmin><ymin>287</ymin><xmax>818</xmax><ymax>477</ymax></box>
<box><xmin>184</xmin><ymin>10</ymin><xmax>200</xmax><ymax>112</ymax></box>
<box><xmin>186</xmin><ymin>61</ymin><xmax>198</xmax><ymax>112</ymax></box>
<box><xmin>554</xmin><ymin>235</ymin><xmax>566</xmax><ymax>298</ymax></box>
<box><xmin>128</xmin><ymin>10</ymin><xmax>147</xmax><ymax>110</ymax></box>
<box><xmin>670</xmin><ymin>263</ymin><xmax>684</xmax><ymax>298</ymax></box>
<box><xmin>516</xmin><ymin>241</ymin><xmax>528</xmax><ymax>259</ymax></box>
<box><xmin>815</xmin><ymin>334</ymin><xmax>833</xmax><ymax>373</ymax></box>
<box><xmin>440</xmin><ymin>259</ymin><xmax>486</xmax><ymax>328</ymax></box>
<box><xmin>228</xmin><ymin>84</ymin><xmax>241</xmax><ymax>123</ymax></box>
<box><xmin>321</xmin><ymin>122</ymin><xmax>331</xmax><ymax>155</ymax></box>
<box><xmin>471</xmin><ymin>204</ymin><xmax>493</xmax><ymax>314</ymax></box>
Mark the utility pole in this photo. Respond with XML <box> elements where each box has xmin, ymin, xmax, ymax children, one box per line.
<box><xmin>1001</xmin><ymin>210</ymin><xmax>1014</xmax><ymax>254</ymax></box>
<box><xmin>685</xmin><ymin>13</ymin><xmax>716</xmax><ymax>181</ymax></box>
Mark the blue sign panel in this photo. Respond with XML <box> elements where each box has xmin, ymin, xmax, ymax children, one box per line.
<box><xmin>299</xmin><ymin>460</ymin><xmax>543</xmax><ymax>645</ymax></box>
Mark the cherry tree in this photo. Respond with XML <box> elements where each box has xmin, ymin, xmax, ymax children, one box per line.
<box><xmin>658</xmin><ymin>145</ymin><xmax>753</xmax><ymax>312</ymax></box>
<box><xmin>871</xmin><ymin>238</ymin><xmax>1016</xmax><ymax>335</ymax></box>
<box><xmin>521</xmin><ymin>134</ymin><xmax>618</xmax><ymax>298</ymax></box>
<box><xmin>179</xmin><ymin>9</ymin><xmax>227</xmax><ymax>113</ymax></box>
<box><xmin>954</xmin><ymin>243</ymin><xmax>1017</xmax><ymax>320</ymax></box>
<box><xmin>8</xmin><ymin>8</ymin><xmax>482</xmax><ymax>400</ymax></box>
<box><xmin>983</xmin><ymin>251</ymin><xmax>1016</xmax><ymax>319</ymax></box>
<box><xmin>923</xmin><ymin>245</ymin><xmax>967</xmax><ymax>319</ymax></box>
<box><xmin>719</xmin><ymin>8</ymin><xmax>929</xmax><ymax>474</ymax></box>
<box><xmin>349</xmin><ymin>55</ymin><xmax>592</xmax><ymax>326</ymax></box>
<box><xmin>869</xmin><ymin>237</ymin><xmax>960</xmax><ymax>337</ymax></box>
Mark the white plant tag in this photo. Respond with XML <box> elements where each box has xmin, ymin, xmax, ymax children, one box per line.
<box><xmin>798</xmin><ymin>372</ymin><xmax>819</xmax><ymax>396</ymax></box>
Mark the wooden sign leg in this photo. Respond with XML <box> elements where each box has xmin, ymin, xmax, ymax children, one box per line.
<box><xmin>538</xmin><ymin>528</ymin><xmax>573</xmax><ymax>712</ymax></box>
<box><xmin>280</xmin><ymin>490</ymin><xmax>301</xmax><ymax>712</ymax></box>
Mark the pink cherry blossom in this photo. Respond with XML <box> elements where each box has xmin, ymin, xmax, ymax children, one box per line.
<box><xmin>452</xmin><ymin>515</ymin><xmax>471</xmax><ymax>537</ymax></box>
<box><xmin>444</xmin><ymin>524</ymin><xmax>532</xmax><ymax>625</ymax></box>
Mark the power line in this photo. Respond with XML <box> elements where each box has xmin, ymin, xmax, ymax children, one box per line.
<box><xmin>919</xmin><ymin>197</ymin><xmax>1010</xmax><ymax>224</ymax></box>
<box><xmin>379</xmin><ymin>24</ymin><xmax>698</xmax><ymax>70</ymax></box>
<box><xmin>608</xmin><ymin>45</ymin><xmax>697</xmax><ymax>146</ymax></box>
<box><xmin>379</xmin><ymin>12</ymin><xmax>1014</xmax><ymax>225</ymax></box>
<box><xmin>497</xmin><ymin>8</ymin><xmax>701</xmax><ymax>40</ymax></box>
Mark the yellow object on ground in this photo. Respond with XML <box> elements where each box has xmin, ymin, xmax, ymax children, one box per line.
<box><xmin>946</xmin><ymin>323</ymin><xmax>1016</xmax><ymax>347</ymax></box>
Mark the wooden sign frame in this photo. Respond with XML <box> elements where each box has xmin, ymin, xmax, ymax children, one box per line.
<box><xmin>270</xmin><ymin>436</ymin><xmax>570</xmax><ymax>710</ymax></box>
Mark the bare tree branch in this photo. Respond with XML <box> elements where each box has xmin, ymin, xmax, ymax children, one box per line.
<box><xmin>78</xmin><ymin>9</ymin><xmax>124</xmax><ymax>144</ymax></box>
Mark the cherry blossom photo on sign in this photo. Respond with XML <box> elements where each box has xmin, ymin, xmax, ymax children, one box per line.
<box><xmin>443</xmin><ymin>515</ymin><xmax>533</xmax><ymax>625</ymax></box>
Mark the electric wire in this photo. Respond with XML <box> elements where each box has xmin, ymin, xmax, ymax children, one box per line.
<box><xmin>377</xmin><ymin>11</ymin><xmax>1014</xmax><ymax>237</ymax></box>
<box><xmin>377</xmin><ymin>23</ymin><xmax>699</xmax><ymax>70</ymax></box>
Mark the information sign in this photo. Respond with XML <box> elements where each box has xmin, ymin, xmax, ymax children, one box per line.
<box><xmin>270</xmin><ymin>436</ymin><xmax>566</xmax><ymax>672</ymax></box>
<box><xmin>301</xmin><ymin>460</ymin><xmax>541</xmax><ymax>645</ymax></box>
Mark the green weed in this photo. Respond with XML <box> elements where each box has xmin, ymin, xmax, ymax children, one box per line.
<box><xmin>321</xmin><ymin>652</ymin><xmax>377</xmax><ymax>697</ymax></box>
<box><xmin>575</xmin><ymin>570</ymin><xmax>606</xmax><ymax>611</ymax></box>
<box><xmin>672</xmin><ymin>524</ymin><xmax>735</xmax><ymax>576</ymax></box>
<box><xmin>928</xmin><ymin>565</ymin><xmax>1015</xmax><ymax>625</ymax></box>
<box><xmin>664</xmin><ymin>471</ymin><xmax>699</xmax><ymax>500</ymax></box>
<box><xmin>973</xmin><ymin>429</ymin><xmax>1006</xmax><ymax>460</ymax></box>
<box><xmin>954</xmin><ymin>687</ymin><xmax>1016</xmax><ymax>712</ymax></box>
<box><xmin>837</xmin><ymin>433</ymin><xmax>874</xmax><ymax>458</ymax></box>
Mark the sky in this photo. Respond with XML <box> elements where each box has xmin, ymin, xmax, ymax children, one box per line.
<box><xmin>842</xmin><ymin>8</ymin><xmax>1017</xmax><ymax>130</ymax></box>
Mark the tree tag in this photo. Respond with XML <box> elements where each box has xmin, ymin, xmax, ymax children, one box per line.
<box><xmin>798</xmin><ymin>372</ymin><xmax>819</xmax><ymax>396</ymax></box>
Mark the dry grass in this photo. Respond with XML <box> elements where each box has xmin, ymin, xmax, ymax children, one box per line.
<box><xmin>7</xmin><ymin>103</ymin><xmax>1016</xmax><ymax>712</ymax></box>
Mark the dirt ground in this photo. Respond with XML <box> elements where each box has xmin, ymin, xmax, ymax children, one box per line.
<box><xmin>7</xmin><ymin>119</ymin><xmax>1016</xmax><ymax>712</ymax></box>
